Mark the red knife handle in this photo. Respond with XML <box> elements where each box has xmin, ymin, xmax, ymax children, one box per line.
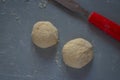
<box><xmin>88</xmin><ymin>12</ymin><xmax>120</xmax><ymax>41</ymax></box>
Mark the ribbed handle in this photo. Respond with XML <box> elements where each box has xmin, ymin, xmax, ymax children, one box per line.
<box><xmin>88</xmin><ymin>12</ymin><xmax>120</xmax><ymax>41</ymax></box>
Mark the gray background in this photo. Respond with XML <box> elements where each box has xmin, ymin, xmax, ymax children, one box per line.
<box><xmin>0</xmin><ymin>0</ymin><xmax>120</xmax><ymax>80</ymax></box>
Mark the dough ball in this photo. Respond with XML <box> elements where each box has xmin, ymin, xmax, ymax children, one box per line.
<box><xmin>62</xmin><ymin>38</ymin><xmax>93</xmax><ymax>69</ymax></box>
<box><xmin>31</xmin><ymin>21</ymin><xmax>58</xmax><ymax>48</ymax></box>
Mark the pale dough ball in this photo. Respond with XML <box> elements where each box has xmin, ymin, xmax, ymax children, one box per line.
<box><xmin>62</xmin><ymin>38</ymin><xmax>93</xmax><ymax>69</ymax></box>
<box><xmin>31</xmin><ymin>21</ymin><xmax>58</xmax><ymax>48</ymax></box>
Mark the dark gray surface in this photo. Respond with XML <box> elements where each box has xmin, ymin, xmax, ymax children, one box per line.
<box><xmin>0</xmin><ymin>0</ymin><xmax>120</xmax><ymax>80</ymax></box>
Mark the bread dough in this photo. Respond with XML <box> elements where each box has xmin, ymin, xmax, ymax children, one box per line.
<box><xmin>31</xmin><ymin>21</ymin><xmax>58</xmax><ymax>48</ymax></box>
<box><xmin>62</xmin><ymin>38</ymin><xmax>93</xmax><ymax>69</ymax></box>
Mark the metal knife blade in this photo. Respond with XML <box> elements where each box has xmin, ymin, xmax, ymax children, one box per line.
<box><xmin>53</xmin><ymin>0</ymin><xmax>89</xmax><ymax>16</ymax></box>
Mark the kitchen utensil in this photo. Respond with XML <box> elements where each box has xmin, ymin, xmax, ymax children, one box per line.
<box><xmin>53</xmin><ymin>0</ymin><xmax>120</xmax><ymax>41</ymax></box>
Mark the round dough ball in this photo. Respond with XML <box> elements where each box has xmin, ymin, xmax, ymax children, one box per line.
<box><xmin>62</xmin><ymin>38</ymin><xmax>93</xmax><ymax>69</ymax></box>
<box><xmin>31</xmin><ymin>21</ymin><xmax>58</xmax><ymax>48</ymax></box>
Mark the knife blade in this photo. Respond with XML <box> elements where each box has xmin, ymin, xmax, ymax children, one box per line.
<box><xmin>53</xmin><ymin>0</ymin><xmax>89</xmax><ymax>16</ymax></box>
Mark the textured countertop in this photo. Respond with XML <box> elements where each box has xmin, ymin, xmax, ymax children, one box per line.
<box><xmin>0</xmin><ymin>0</ymin><xmax>120</xmax><ymax>80</ymax></box>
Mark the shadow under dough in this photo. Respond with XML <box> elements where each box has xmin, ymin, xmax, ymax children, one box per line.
<box><xmin>32</xmin><ymin>43</ymin><xmax>58</xmax><ymax>60</ymax></box>
<box><xmin>64</xmin><ymin>59</ymin><xmax>93</xmax><ymax>80</ymax></box>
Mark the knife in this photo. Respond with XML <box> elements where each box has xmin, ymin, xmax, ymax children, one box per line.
<box><xmin>53</xmin><ymin>0</ymin><xmax>120</xmax><ymax>41</ymax></box>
